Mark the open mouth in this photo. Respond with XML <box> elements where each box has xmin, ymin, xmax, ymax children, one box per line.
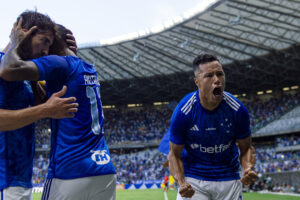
<box><xmin>213</xmin><ymin>87</ymin><xmax>222</xmax><ymax>96</ymax></box>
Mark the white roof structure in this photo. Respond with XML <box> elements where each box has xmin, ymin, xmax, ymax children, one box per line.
<box><xmin>77</xmin><ymin>0</ymin><xmax>300</xmax><ymax>104</ymax></box>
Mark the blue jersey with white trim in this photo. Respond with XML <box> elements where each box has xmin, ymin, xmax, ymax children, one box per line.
<box><xmin>0</xmin><ymin>52</ymin><xmax>35</xmax><ymax>189</ymax></box>
<box><xmin>32</xmin><ymin>55</ymin><xmax>116</xmax><ymax>179</ymax></box>
<box><xmin>169</xmin><ymin>90</ymin><xmax>251</xmax><ymax>181</ymax></box>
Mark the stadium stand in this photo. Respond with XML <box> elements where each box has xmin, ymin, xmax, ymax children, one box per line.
<box><xmin>32</xmin><ymin>91</ymin><xmax>300</xmax><ymax>195</ymax></box>
<box><xmin>247</xmin><ymin>92</ymin><xmax>300</xmax><ymax>134</ymax></box>
<box><xmin>34</xmin><ymin>91</ymin><xmax>300</xmax><ymax>147</ymax></box>
<box><xmin>111</xmin><ymin>149</ymin><xmax>168</xmax><ymax>184</ymax></box>
<box><xmin>254</xmin><ymin>105</ymin><xmax>300</xmax><ymax>136</ymax></box>
<box><xmin>28</xmin><ymin>0</ymin><xmax>300</xmax><ymax>197</ymax></box>
<box><xmin>104</xmin><ymin>106</ymin><xmax>171</xmax><ymax>145</ymax></box>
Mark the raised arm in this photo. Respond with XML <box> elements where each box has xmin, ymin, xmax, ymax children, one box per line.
<box><xmin>0</xmin><ymin>86</ymin><xmax>78</xmax><ymax>131</ymax></box>
<box><xmin>0</xmin><ymin>19</ymin><xmax>40</xmax><ymax>81</ymax></box>
<box><xmin>169</xmin><ymin>142</ymin><xmax>195</xmax><ymax>198</ymax></box>
<box><xmin>237</xmin><ymin>136</ymin><xmax>257</xmax><ymax>185</ymax></box>
<box><xmin>2</xmin><ymin>43</ymin><xmax>10</xmax><ymax>53</ymax></box>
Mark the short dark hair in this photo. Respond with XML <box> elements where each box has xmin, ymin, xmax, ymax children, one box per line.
<box><xmin>192</xmin><ymin>54</ymin><xmax>219</xmax><ymax>74</ymax></box>
<box><xmin>17</xmin><ymin>10</ymin><xmax>56</xmax><ymax>60</ymax></box>
<box><xmin>17</xmin><ymin>10</ymin><xmax>55</xmax><ymax>34</ymax></box>
<box><xmin>49</xmin><ymin>24</ymin><xmax>70</xmax><ymax>55</ymax></box>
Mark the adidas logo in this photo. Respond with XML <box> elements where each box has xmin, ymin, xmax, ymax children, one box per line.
<box><xmin>190</xmin><ymin>125</ymin><xmax>199</xmax><ymax>131</ymax></box>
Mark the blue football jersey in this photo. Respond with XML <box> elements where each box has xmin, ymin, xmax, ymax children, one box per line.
<box><xmin>32</xmin><ymin>55</ymin><xmax>116</xmax><ymax>179</ymax></box>
<box><xmin>158</xmin><ymin>130</ymin><xmax>171</xmax><ymax>155</ymax></box>
<box><xmin>0</xmin><ymin>52</ymin><xmax>35</xmax><ymax>189</ymax></box>
<box><xmin>169</xmin><ymin>90</ymin><xmax>251</xmax><ymax>181</ymax></box>
<box><xmin>158</xmin><ymin>129</ymin><xmax>188</xmax><ymax>157</ymax></box>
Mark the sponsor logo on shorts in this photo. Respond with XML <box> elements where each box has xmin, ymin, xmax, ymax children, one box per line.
<box><xmin>91</xmin><ymin>150</ymin><xmax>110</xmax><ymax>165</ymax></box>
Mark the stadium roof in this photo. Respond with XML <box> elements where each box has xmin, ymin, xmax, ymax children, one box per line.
<box><xmin>77</xmin><ymin>0</ymin><xmax>300</xmax><ymax>105</ymax></box>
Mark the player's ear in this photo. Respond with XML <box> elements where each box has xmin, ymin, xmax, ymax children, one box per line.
<box><xmin>194</xmin><ymin>77</ymin><xmax>200</xmax><ymax>88</ymax></box>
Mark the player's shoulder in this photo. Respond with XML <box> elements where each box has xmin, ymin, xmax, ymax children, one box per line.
<box><xmin>33</xmin><ymin>55</ymin><xmax>69</xmax><ymax>67</ymax></box>
<box><xmin>176</xmin><ymin>90</ymin><xmax>198</xmax><ymax>115</ymax></box>
<box><xmin>65</xmin><ymin>56</ymin><xmax>95</xmax><ymax>71</ymax></box>
<box><xmin>0</xmin><ymin>52</ymin><xmax>4</xmax><ymax>64</ymax></box>
<box><xmin>41</xmin><ymin>54</ymin><xmax>65</xmax><ymax>60</ymax></box>
<box><xmin>64</xmin><ymin>55</ymin><xmax>87</xmax><ymax>64</ymax></box>
<box><xmin>222</xmin><ymin>91</ymin><xmax>247</xmax><ymax>112</ymax></box>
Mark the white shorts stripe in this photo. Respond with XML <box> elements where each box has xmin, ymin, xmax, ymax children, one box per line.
<box><xmin>42</xmin><ymin>178</ymin><xmax>52</xmax><ymax>200</ymax></box>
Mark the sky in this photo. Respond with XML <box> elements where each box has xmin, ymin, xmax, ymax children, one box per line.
<box><xmin>0</xmin><ymin>0</ymin><xmax>203</xmax><ymax>50</ymax></box>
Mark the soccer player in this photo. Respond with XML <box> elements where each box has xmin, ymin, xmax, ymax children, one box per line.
<box><xmin>167</xmin><ymin>54</ymin><xmax>257</xmax><ymax>200</ymax></box>
<box><xmin>0</xmin><ymin>11</ymin><xmax>78</xmax><ymax>200</ymax></box>
<box><xmin>1</xmin><ymin>21</ymin><xmax>116</xmax><ymax>200</ymax></box>
<box><xmin>163</xmin><ymin>174</ymin><xmax>169</xmax><ymax>192</ymax></box>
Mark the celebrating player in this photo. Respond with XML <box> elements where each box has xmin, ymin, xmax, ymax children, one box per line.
<box><xmin>0</xmin><ymin>11</ymin><xmax>78</xmax><ymax>200</ymax></box>
<box><xmin>168</xmin><ymin>54</ymin><xmax>257</xmax><ymax>200</ymax></box>
<box><xmin>0</xmin><ymin>20</ymin><xmax>116</xmax><ymax>200</ymax></box>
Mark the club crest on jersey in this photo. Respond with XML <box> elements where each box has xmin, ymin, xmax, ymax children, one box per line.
<box><xmin>90</xmin><ymin>150</ymin><xmax>110</xmax><ymax>165</ymax></box>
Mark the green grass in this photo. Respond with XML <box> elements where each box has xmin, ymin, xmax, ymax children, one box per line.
<box><xmin>116</xmin><ymin>189</ymin><xmax>177</xmax><ymax>200</ymax></box>
<box><xmin>33</xmin><ymin>193</ymin><xmax>42</xmax><ymax>200</ymax></box>
<box><xmin>243</xmin><ymin>192</ymin><xmax>300</xmax><ymax>200</ymax></box>
<box><xmin>32</xmin><ymin>190</ymin><xmax>300</xmax><ymax>200</ymax></box>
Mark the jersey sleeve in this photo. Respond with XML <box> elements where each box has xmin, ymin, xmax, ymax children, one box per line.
<box><xmin>235</xmin><ymin>104</ymin><xmax>251</xmax><ymax>139</ymax></box>
<box><xmin>169</xmin><ymin>102</ymin><xmax>190</xmax><ymax>145</ymax></box>
<box><xmin>0</xmin><ymin>52</ymin><xmax>4</xmax><ymax>60</ymax></box>
<box><xmin>32</xmin><ymin>55</ymin><xmax>70</xmax><ymax>81</ymax></box>
<box><xmin>0</xmin><ymin>52</ymin><xmax>5</xmax><ymax>107</ymax></box>
<box><xmin>0</xmin><ymin>80</ymin><xmax>6</xmax><ymax>108</ymax></box>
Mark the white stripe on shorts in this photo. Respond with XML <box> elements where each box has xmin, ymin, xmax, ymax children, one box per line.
<box><xmin>41</xmin><ymin>178</ymin><xmax>52</xmax><ymax>200</ymax></box>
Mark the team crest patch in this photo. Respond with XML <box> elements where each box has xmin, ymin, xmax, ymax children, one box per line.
<box><xmin>90</xmin><ymin>150</ymin><xmax>110</xmax><ymax>165</ymax></box>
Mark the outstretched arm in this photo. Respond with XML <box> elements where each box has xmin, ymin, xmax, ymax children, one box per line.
<box><xmin>169</xmin><ymin>142</ymin><xmax>195</xmax><ymax>198</ymax></box>
<box><xmin>237</xmin><ymin>136</ymin><xmax>257</xmax><ymax>185</ymax></box>
<box><xmin>0</xmin><ymin>86</ymin><xmax>78</xmax><ymax>131</ymax></box>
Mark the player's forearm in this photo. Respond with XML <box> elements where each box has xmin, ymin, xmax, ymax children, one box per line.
<box><xmin>0</xmin><ymin>104</ymin><xmax>48</xmax><ymax>131</ymax></box>
<box><xmin>2</xmin><ymin>43</ymin><xmax>10</xmax><ymax>53</ymax></box>
<box><xmin>169</xmin><ymin>152</ymin><xmax>185</xmax><ymax>186</ymax></box>
<box><xmin>1</xmin><ymin>44</ymin><xmax>21</xmax><ymax>68</ymax></box>
<box><xmin>240</xmin><ymin>145</ymin><xmax>255</xmax><ymax>170</ymax></box>
<box><xmin>0</xmin><ymin>46</ymin><xmax>25</xmax><ymax>81</ymax></box>
<box><xmin>0</xmin><ymin>47</ymin><xmax>38</xmax><ymax>81</ymax></box>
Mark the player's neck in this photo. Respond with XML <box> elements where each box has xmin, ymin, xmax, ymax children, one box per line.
<box><xmin>198</xmin><ymin>93</ymin><xmax>220</xmax><ymax>111</ymax></box>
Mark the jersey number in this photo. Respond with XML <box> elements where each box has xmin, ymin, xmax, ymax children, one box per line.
<box><xmin>86</xmin><ymin>86</ymin><xmax>103</xmax><ymax>135</ymax></box>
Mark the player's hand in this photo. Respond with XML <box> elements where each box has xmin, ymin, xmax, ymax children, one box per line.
<box><xmin>9</xmin><ymin>17</ymin><xmax>37</xmax><ymax>47</ymax></box>
<box><xmin>43</xmin><ymin>86</ymin><xmax>78</xmax><ymax>119</ymax></box>
<box><xmin>179</xmin><ymin>182</ymin><xmax>195</xmax><ymax>198</ymax></box>
<box><xmin>241</xmin><ymin>146</ymin><xmax>257</xmax><ymax>185</ymax></box>
<box><xmin>65</xmin><ymin>28</ymin><xmax>77</xmax><ymax>55</ymax></box>
<box><xmin>241</xmin><ymin>168</ymin><xmax>257</xmax><ymax>185</ymax></box>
